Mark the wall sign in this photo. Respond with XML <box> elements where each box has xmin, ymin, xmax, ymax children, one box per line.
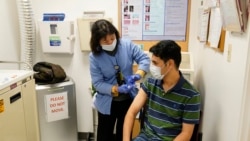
<box><xmin>121</xmin><ymin>0</ymin><xmax>188</xmax><ymax>41</ymax></box>
<box><xmin>45</xmin><ymin>92</ymin><xmax>69</xmax><ymax>122</ymax></box>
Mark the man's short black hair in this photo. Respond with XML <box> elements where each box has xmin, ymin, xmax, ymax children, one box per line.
<box><xmin>149</xmin><ymin>40</ymin><xmax>181</xmax><ymax>68</ymax></box>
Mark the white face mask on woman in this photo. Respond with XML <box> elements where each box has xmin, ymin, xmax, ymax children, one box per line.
<box><xmin>101</xmin><ymin>39</ymin><xmax>117</xmax><ymax>51</ymax></box>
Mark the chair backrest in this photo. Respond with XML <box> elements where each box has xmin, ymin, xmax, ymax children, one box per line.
<box><xmin>139</xmin><ymin>105</ymin><xmax>147</xmax><ymax>129</ymax></box>
<box><xmin>190</xmin><ymin>123</ymin><xmax>200</xmax><ymax>141</ymax></box>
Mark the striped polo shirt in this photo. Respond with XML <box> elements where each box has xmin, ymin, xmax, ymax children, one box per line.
<box><xmin>140</xmin><ymin>72</ymin><xmax>201</xmax><ymax>141</ymax></box>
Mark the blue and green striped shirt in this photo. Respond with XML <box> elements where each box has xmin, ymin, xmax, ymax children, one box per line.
<box><xmin>140</xmin><ymin>72</ymin><xmax>201</xmax><ymax>141</ymax></box>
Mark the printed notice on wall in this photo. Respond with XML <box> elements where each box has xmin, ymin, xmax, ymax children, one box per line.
<box><xmin>197</xmin><ymin>8</ymin><xmax>210</xmax><ymax>42</ymax></box>
<box><xmin>207</xmin><ymin>7</ymin><xmax>222</xmax><ymax>48</ymax></box>
<box><xmin>121</xmin><ymin>0</ymin><xmax>188</xmax><ymax>41</ymax></box>
<box><xmin>45</xmin><ymin>92</ymin><xmax>69</xmax><ymax>122</ymax></box>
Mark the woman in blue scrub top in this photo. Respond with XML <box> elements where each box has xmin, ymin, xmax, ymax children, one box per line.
<box><xmin>89</xmin><ymin>19</ymin><xmax>150</xmax><ymax>141</ymax></box>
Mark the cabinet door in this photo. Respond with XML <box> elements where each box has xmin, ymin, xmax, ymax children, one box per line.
<box><xmin>22</xmin><ymin>78</ymin><xmax>40</xmax><ymax>141</ymax></box>
<box><xmin>0</xmin><ymin>86</ymin><xmax>27</xmax><ymax>141</ymax></box>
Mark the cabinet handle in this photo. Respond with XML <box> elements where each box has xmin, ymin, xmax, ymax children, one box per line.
<box><xmin>10</xmin><ymin>92</ymin><xmax>21</xmax><ymax>104</ymax></box>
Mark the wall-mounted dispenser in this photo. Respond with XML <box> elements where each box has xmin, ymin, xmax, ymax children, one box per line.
<box><xmin>77</xmin><ymin>11</ymin><xmax>112</xmax><ymax>51</ymax></box>
<box><xmin>38</xmin><ymin>20</ymin><xmax>75</xmax><ymax>54</ymax></box>
<box><xmin>77</xmin><ymin>18</ymin><xmax>112</xmax><ymax>52</ymax></box>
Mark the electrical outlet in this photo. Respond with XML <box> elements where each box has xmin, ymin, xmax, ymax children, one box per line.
<box><xmin>227</xmin><ymin>44</ymin><xmax>232</xmax><ymax>62</ymax></box>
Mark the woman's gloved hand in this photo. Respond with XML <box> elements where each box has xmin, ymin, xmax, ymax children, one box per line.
<box><xmin>126</xmin><ymin>74</ymin><xmax>141</xmax><ymax>85</ymax></box>
<box><xmin>118</xmin><ymin>84</ymin><xmax>134</xmax><ymax>93</ymax></box>
<box><xmin>112</xmin><ymin>85</ymin><xmax>119</xmax><ymax>97</ymax></box>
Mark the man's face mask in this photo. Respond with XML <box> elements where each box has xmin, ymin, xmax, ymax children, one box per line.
<box><xmin>150</xmin><ymin>64</ymin><xmax>165</xmax><ymax>79</ymax></box>
<box><xmin>150</xmin><ymin>61</ymin><xmax>171</xmax><ymax>80</ymax></box>
<box><xmin>101</xmin><ymin>39</ymin><xmax>117</xmax><ymax>51</ymax></box>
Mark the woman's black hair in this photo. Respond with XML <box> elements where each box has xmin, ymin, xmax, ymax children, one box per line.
<box><xmin>90</xmin><ymin>19</ymin><xmax>120</xmax><ymax>55</ymax></box>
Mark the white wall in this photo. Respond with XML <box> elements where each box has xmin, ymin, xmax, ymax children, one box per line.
<box><xmin>189</xmin><ymin>1</ymin><xmax>250</xmax><ymax>141</ymax></box>
<box><xmin>31</xmin><ymin>0</ymin><xmax>119</xmax><ymax>132</ymax></box>
<box><xmin>1</xmin><ymin>0</ymin><xmax>250</xmax><ymax>140</ymax></box>
<box><xmin>0</xmin><ymin>0</ymin><xmax>118</xmax><ymax>132</ymax></box>
<box><xmin>0</xmin><ymin>0</ymin><xmax>20</xmax><ymax>69</ymax></box>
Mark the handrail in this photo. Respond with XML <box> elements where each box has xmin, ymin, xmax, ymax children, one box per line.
<box><xmin>0</xmin><ymin>60</ymin><xmax>32</xmax><ymax>70</ymax></box>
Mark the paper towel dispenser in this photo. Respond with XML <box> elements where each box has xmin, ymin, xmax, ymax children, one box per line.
<box><xmin>38</xmin><ymin>20</ymin><xmax>75</xmax><ymax>54</ymax></box>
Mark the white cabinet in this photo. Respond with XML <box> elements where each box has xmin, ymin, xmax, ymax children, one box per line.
<box><xmin>0</xmin><ymin>70</ymin><xmax>40</xmax><ymax>141</ymax></box>
<box><xmin>180</xmin><ymin>52</ymin><xmax>194</xmax><ymax>84</ymax></box>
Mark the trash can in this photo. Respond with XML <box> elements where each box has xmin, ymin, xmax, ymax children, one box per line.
<box><xmin>35</xmin><ymin>78</ymin><xmax>78</xmax><ymax>141</ymax></box>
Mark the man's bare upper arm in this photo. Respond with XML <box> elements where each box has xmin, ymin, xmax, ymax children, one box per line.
<box><xmin>128</xmin><ymin>88</ymin><xmax>147</xmax><ymax>116</ymax></box>
<box><xmin>182</xmin><ymin>123</ymin><xmax>195</xmax><ymax>138</ymax></box>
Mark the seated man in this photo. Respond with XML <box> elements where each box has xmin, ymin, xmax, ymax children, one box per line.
<box><xmin>123</xmin><ymin>40</ymin><xmax>201</xmax><ymax>141</ymax></box>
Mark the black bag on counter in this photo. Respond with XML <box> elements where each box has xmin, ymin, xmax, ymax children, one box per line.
<box><xmin>33</xmin><ymin>62</ymin><xmax>66</xmax><ymax>84</ymax></box>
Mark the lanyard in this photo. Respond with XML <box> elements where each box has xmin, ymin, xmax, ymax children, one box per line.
<box><xmin>110</xmin><ymin>55</ymin><xmax>125</xmax><ymax>85</ymax></box>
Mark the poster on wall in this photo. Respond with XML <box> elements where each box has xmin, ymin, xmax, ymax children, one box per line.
<box><xmin>220</xmin><ymin>0</ymin><xmax>248</xmax><ymax>32</ymax></box>
<box><xmin>121</xmin><ymin>0</ymin><xmax>188</xmax><ymax>41</ymax></box>
<box><xmin>248</xmin><ymin>0</ymin><xmax>250</xmax><ymax>15</ymax></box>
<box><xmin>197</xmin><ymin>8</ymin><xmax>210</xmax><ymax>42</ymax></box>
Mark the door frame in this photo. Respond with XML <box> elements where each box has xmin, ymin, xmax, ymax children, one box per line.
<box><xmin>238</xmin><ymin>38</ymin><xmax>250</xmax><ymax>141</ymax></box>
